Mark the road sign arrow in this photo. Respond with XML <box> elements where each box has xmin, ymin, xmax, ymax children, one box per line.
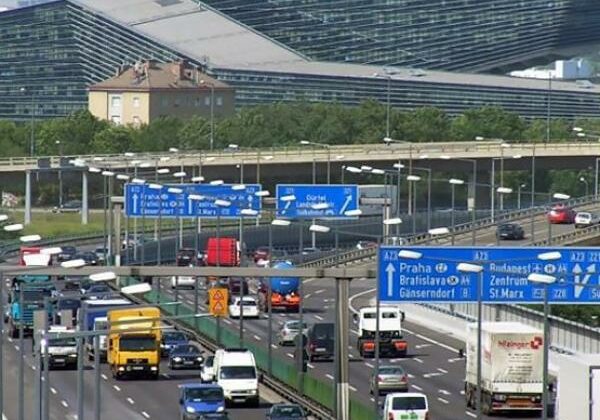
<box><xmin>339</xmin><ymin>195</ymin><xmax>353</xmax><ymax>214</ymax></box>
<box><xmin>386</xmin><ymin>263</ymin><xmax>396</xmax><ymax>297</ymax></box>
<box><xmin>132</xmin><ymin>193</ymin><xmax>139</xmax><ymax>214</ymax></box>
<box><xmin>574</xmin><ymin>263</ymin><xmax>594</xmax><ymax>299</ymax></box>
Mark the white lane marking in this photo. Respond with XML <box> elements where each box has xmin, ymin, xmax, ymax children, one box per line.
<box><xmin>411</xmin><ymin>384</ymin><xmax>423</xmax><ymax>391</ymax></box>
<box><xmin>460</xmin><ymin>390</ymin><xmax>465</xmax><ymax>395</ymax></box>
<box><xmin>61</xmin><ymin>400</ymin><xmax>68</xmax><ymax>408</ymax></box>
<box><xmin>101</xmin><ymin>374</ymin><xmax>108</xmax><ymax>380</ymax></box>
<box><xmin>223</xmin><ymin>319</ymin><xmax>232</xmax><ymax>325</ymax></box>
<box><xmin>437</xmin><ymin>368</ymin><xmax>448</xmax><ymax>374</ymax></box>
<box><xmin>14</xmin><ymin>345</ymin><xmax>19</xmax><ymax>351</ymax></box>
<box><xmin>127</xmin><ymin>397</ymin><xmax>135</xmax><ymax>405</ymax></box>
<box><xmin>253</xmin><ymin>335</ymin><xmax>261</xmax><ymax>341</ymax></box>
<box><xmin>349</xmin><ymin>385</ymin><xmax>358</xmax><ymax>392</ymax></box>
<box><xmin>50</xmin><ymin>387</ymin><xmax>57</xmax><ymax>395</ymax></box>
<box><xmin>271</xmin><ymin>344</ymin><xmax>278</xmax><ymax>349</ymax></box>
<box><xmin>407</xmin><ymin>373</ymin><xmax>415</xmax><ymax>379</ymax></box>
<box><xmin>314</xmin><ymin>315</ymin><xmax>324</xmax><ymax>321</ymax></box>
<box><xmin>437</xmin><ymin>397</ymin><xmax>449</xmax><ymax>404</ymax></box>
<box><xmin>413</xmin><ymin>358</ymin><xmax>423</xmax><ymax>364</ymax></box>
<box><xmin>315</xmin><ymin>289</ymin><xmax>325</xmax><ymax>295</ymax></box>
<box><xmin>325</xmin><ymin>374</ymin><xmax>334</xmax><ymax>380</ymax></box>
<box><xmin>412</xmin><ymin>332</ymin><xmax>460</xmax><ymax>353</ymax></box>
<box><xmin>286</xmin><ymin>353</ymin><xmax>294</xmax><ymax>359</ymax></box>
<box><xmin>448</xmin><ymin>358</ymin><xmax>463</xmax><ymax>363</ymax></box>
<box><xmin>304</xmin><ymin>294</ymin><xmax>312</xmax><ymax>299</ymax></box>
<box><xmin>307</xmin><ymin>363</ymin><xmax>315</xmax><ymax>369</ymax></box>
<box><xmin>113</xmin><ymin>385</ymin><xmax>121</xmax><ymax>392</ymax></box>
<box><xmin>423</xmin><ymin>372</ymin><xmax>443</xmax><ymax>378</ymax></box>
<box><xmin>415</xmin><ymin>344</ymin><xmax>431</xmax><ymax>349</ymax></box>
<box><xmin>142</xmin><ymin>411</ymin><xmax>151</xmax><ymax>418</ymax></box>
<box><xmin>466</xmin><ymin>411</ymin><xmax>477</xmax><ymax>418</ymax></box>
<box><xmin>438</xmin><ymin>389</ymin><xmax>451</xmax><ymax>395</ymax></box>
<box><xmin>370</xmin><ymin>397</ymin><xmax>375</xmax><ymax>402</ymax></box>
<box><xmin>365</xmin><ymin>362</ymin><xmax>374</xmax><ymax>368</ymax></box>
<box><xmin>7</xmin><ymin>338</ymin><xmax>12</xmax><ymax>343</ymax></box>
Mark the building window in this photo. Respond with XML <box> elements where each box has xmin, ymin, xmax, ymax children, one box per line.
<box><xmin>132</xmin><ymin>116</ymin><xmax>140</xmax><ymax>126</ymax></box>
<box><xmin>216</xmin><ymin>96</ymin><xmax>223</xmax><ymax>106</ymax></box>
<box><xmin>133</xmin><ymin>97</ymin><xmax>140</xmax><ymax>108</ymax></box>
<box><xmin>195</xmin><ymin>97</ymin><xmax>201</xmax><ymax>107</ymax></box>
<box><xmin>110</xmin><ymin>96</ymin><xmax>121</xmax><ymax>108</ymax></box>
<box><xmin>204</xmin><ymin>96</ymin><xmax>211</xmax><ymax>106</ymax></box>
<box><xmin>110</xmin><ymin>115</ymin><xmax>121</xmax><ymax>125</ymax></box>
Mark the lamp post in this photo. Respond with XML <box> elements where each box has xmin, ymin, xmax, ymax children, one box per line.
<box><xmin>373</xmin><ymin>71</ymin><xmax>393</xmax><ymax>138</ymax></box>
<box><xmin>407</xmin><ymin>175</ymin><xmax>420</xmax><ymax>235</ymax></box>
<box><xmin>580</xmin><ymin>176</ymin><xmax>589</xmax><ymax>197</ymax></box>
<box><xmin>56</xmin><ymin>140</ymin><xmax>63</xmax><ymax>208</ymax></box>
<box><xmin>384</xmin><ymin>137</ymin><xmax>414</xmax><ymax>215</ymax></box>
<box><xmin>449</xmin><ymin>179</ymin><xmax>465</xmax><ymax>245</ymax></box>
<box><xmin>495</xmin><ymin>187</ymin><xmax>513</xmax><ymax>244</ymax></box>
<box><xmin>427</xmin><ymin>227</ymin><xmax>449</xmax><ymax>245</ymax></box>
<box><xmin>20</xmin><ymin>87</ymin><xmax>35</xmax><ymax>156</ymax></box>
<box><xmin>441</xmin><ymin>155</ymin><xmax>477</xmax><ymax>245</ymax></box>
<box><xmin>517</xmin><ymin>183</ymin><xmax>526</xmax><ymax>209</ymax></box>
<box><xmin>457</xmin><ymin>262</ymin><xmax>484</xmax><ymax>418</ymax></box>
<box><xmin>300</xmin><ymin>140</ymin><xmax>331</xmax><ymax>183</ymax></box>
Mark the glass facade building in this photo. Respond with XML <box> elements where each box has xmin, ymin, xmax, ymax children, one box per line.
<box><xmin>1</xmin><ymin>0</ymin><xmax>600</xmax><ymax>121</ymax></box>
<box><xmin>198</xmin><ymin>0</ymin><xmax>600</xmax><ymax>71</ymax></box>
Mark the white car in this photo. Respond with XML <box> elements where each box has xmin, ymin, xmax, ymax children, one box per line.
<box><xmin>200</xmin><ymin>355</ymin><xmax>215</xmax><ymax>383</ymax></box>
<box><xmin>170</xmin><ymin>275</ymin><xmax>197</xmax><ymax>289</ymax></box>
<box><xmin>574</xmin><ymin>212</ymin><xmax>600</xmax><ymax>228</ymax></box>
<box><xmin>382</xmin><ymin>392</ymin><xmax>429</xmax><ymax>420</ymax></box>
<box><xmin>228</xmin><ymin>296</ymin><xmax>260</xmax><ymax>318</ymax></box>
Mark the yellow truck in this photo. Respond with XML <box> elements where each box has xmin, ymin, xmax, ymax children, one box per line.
<box><xmin>107</xmin><ymin>307</ymin><xmax>161</xmax><ymax>379</ymax></box>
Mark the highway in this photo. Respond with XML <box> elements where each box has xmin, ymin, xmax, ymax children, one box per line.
<box><xmin>3</xmin><ymin>202</ymin><xmax>595</xmax><ymax>420</ymax></box>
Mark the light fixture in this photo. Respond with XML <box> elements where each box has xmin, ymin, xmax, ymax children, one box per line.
<box><xmin>360</xmin><ymin>165</ymin><xmax>373</xmax><ymax>171</ymax></box>
<box><xmin>496</xmin><ymin>187</ymin><xmax>513</xmax><ymax>194</ymax></box>
<box><xmin>262</xmin><ymin>155</ymin><xmax>274</xmax><ymax>161</ymax></box>
<box><xmin>309</xmin><ymin>224</ymin><xmax>330</xmax><ymax>233</ymax></box>
<box><xmin>215</xmin><ymin>199</ymin><xmax>231</xmax><ymax>207</ymax></box>
<box><xmin>157</xmin><ymin>168</ymin><xmax>170</xmax><ymax>174</ymax></box>
<box><xmin>255</xmin><ymin>190</ymin><xmax>270</xmax><ymax>197</ymax></box>
<box><xmin>124</xmin><ymin>152</ymin><xmax>135</xmax><ymax>157</ymax></box>
<box><xmin>88</xmin><ymin>167</ymin><xmax>101</xmax><ymax>173</ymax></box>
<box><xmin>132</xmin><ymin>178</ymin><xmax>146</xmax><ymax>184</ymax></box>
<box><xmin>0</xmin><ymin>214</ymin><xmax>8</xmax><ymax>222</ymax></box>
<box><xmin>527</xmin><ymin>273</ymin><xmax>557</xmax><ymax>284</ymax></box>
<box><xmin>20</xmin><ymin>234</ymin><xmax>41</xmax><ymax>242</ymax></box>
<box><xmin>210</xmin><ymin>180</ymin><xmax>224</xmax><ymax>185</ymax></box>
<box><xmin>457</xmin><ymin>262</ymin><xmax>484</xmax><ymax>273</ymax></box>
<box><xmin>271</xmin><ymin>219</ymin><xmax>291</xmax><ymax>226</ymax></box>
<box><xmin>407</xmin><ymin>175</ymin><xmax>421</xmax><ymax>182</ymax></box>
<box><xmin>191</xmin><ymin>176</ymin><xmax>204</xmax><ymax>182</ymax></box>
<box><xmin>188</xmin><ymin>194</ymin><xmax>205</xmax><ymax>201</ymax></box>
<box><xmin>61</xmin><ymin>259</ymin><xmax>86</xmax><ymax>268</ymax></box>
<box><xmin>169</xmin><ymin>147</ymin><xmax>179</xmax><ymax>153</ymax></box>
<box><xmin>240</xmin><ymin>209</ymin><xmax>258</xmax><ymax>216</ymax></box>
<box><xmin>232</xmin><ymin>184</ymin><xmax>246</xmax><ymax>190</ymax></box>
<box><xmin>159</xmin><ymin>156</ymin><xmax>170</xmax><ymax>162</ymax></box>
<box><xmin>121</xmin><ymin>283</ymin><xmax>152</xmax><ymax>295</ymax></box>
<box><xmin>428</xmin><ymin>227</ymin><xmax>449</xmax><ymax>235</ymax></box>
<box><xmin>440</xmin><ymin>155</ymin><xmax>451</xmax><ymax>160</ymax></box>
<box><xmin>139</xmin><ymin>162</ymin><xmax>152</xmax><ymax>168</ymax></box>
<box><xmin>449</xmin><ymin>178</ymin><xmax>464</xmax><ymax>185</ymax></box>
<box><xmin>90</xmin><ymin>272</ymin><xmax>117</xmax><ymax>282</ymax></box>
<box><xmin>168</xmin><ymin>187</ymin><xmax>183</xmax><ymax>194</ymax></box>
<box><xmin>4</xmin><ymin>223</ymin><xmax>23</xmax><ymax>232</ymax></box>
<box><xmin>398</xmin><ymin>250</ymin><xmax>422</xmax><ymax>259</ymax></box>
<box><xmin>148</xmin><ymin>183</ymin><xmax>163</xmax><ymax>190</ymax></box>
<box><xmin>344</xmin><ymin>209</ymin><xmax>362</xmax><ymax>217</ymax></box>
<box><xmin>345</xmin><ymin>166</ymin><xmax>362</xmax><ymax>173</ymax></box>
<box><xmin>553</xmin><ymin>193</ymin><xmax>570</xmax><ymax>200</ymax></box>
<box><xmin>371</xmin><ymin>169</ymin><xmax>386</xmax><ymax>175</ymax></box>
<box><xmin>173</xmin><ymin>171</ymin><xmax>186</xmax><ymax>178</ymax></box>
<box><xmin>116</xmin><ymin>174</ymin><xmax>130</xmax><ymax>181</ymax></box>
<box><xmin>383</xmin><ymin>137</ymin><xmax>393</xmax><ymax>143</ymax></box>
<box><xmin>393</xmin><ymin>163</ymin><xmax>405</xmax><ymax>169</ymax></box>
<box><xmin>383</xmin><ymin>217</ymin><xmax>402</xmax><ymax>225</ymax></box>
<box><xmin>537</xmin><ymin>251</ymin><xmax>561</xmax><ymax>261</ymax></box>
<box><xmin>101</xmin><ymin>170</ymin><xmax>115</xmax><ymax>177</ymax></box>
<box><xmin>280</xmin><ymin>195</ymin><xmax>296</xmax><ymax>202</ymax></box>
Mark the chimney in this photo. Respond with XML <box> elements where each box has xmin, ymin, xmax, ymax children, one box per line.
<box><xmin>171</xmin><ymin>60</ymin><xmax>186</xmax><ymax>80</ymax></box>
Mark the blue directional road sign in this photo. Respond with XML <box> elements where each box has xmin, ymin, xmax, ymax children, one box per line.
<box><xmin>379</xmin><ymin>246</ymin><xmax>600</xmax><ymax>304</ymax></box>
<box><xmin>276</xmin><ymin>184</ymin><xmax>359</xmax><ymax>219</ymax></box>
<box><xmin>125</xmin><ymin>183</ymin><xmax>262</xmax><ymax>218</ymax></box>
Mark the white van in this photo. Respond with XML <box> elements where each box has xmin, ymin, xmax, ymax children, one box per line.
<box><xmin>214</xmin><ymin>348</ymin><xmax>259</xmax><ymax>406</ymax></box>
<box><xmin>382</xmin><ymin>392</ymin><xmax>429</xmax><ymax>420</ymax></box>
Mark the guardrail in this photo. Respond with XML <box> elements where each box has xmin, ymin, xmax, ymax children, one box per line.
<box><xmin>4</xmin><ymin>140</ymin><xmax>600</xmax><ymax>168</ymax></box>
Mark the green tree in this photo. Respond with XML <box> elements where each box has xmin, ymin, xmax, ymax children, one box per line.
<box><xmin>523</xmin><ymin>119</ymin><xmax>571</xmax><ymax>142</ymax></box>
<box><xmin>35</xmin><ymin>110</ymin><xmax>108</xmax><ymax>155</ymax></box>
<box><xmin>402</xmin><ymin>107</ymin><xmax>450</xmax><ymax>142</ymax></box>
<box><xmin>132</xmin><ymin>116</ymin><xmax>183</xmax><ymax>151</ymax></box>
<box><xmin>178</xmin><ymin>116</ymin><xmax>211</xmax><ymax>150</ymax></box>
<box><xmin>0</xmin><ymin>120</ymin><xmax>26</xmax><ymax>156</ymax></box>
<box><xmin>450</xmin><ymin>106</ymin><xmax>526</xmax><ymax>141</ymax></box>
<box><xmin>91</xmin><ymin>125</ymin><xmax>134</xmax><ymax>154</ymax></box>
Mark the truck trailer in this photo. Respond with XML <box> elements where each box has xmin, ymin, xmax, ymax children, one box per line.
<box><xmin>79</xmin><ymin>299</ymin><xmax>132</xmax><ymax>361</ymax></box>
<box><xmin>465</xmin><ymin>322</ymin><xmax>544</xmax><ymax>415</ymax></box>
<box><xmin>257</xmin><ymin>261</ymin><xmax>300</xmax><ymax>312</ymax></box>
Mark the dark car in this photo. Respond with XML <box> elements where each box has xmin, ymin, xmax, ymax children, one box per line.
<box><xmin>81</xmin><ymin>283</ymin><xmax>112</xmax><ymax>299</ymax></box>
<box><xmin>53</xmin><ymin>297</ymin><xmax>81</xmax><ymax>326</ymax></box>
<box><xmin>52</xmin><ymin>200</ymin><xmax>81</xmax><ymax>213</ymax></box>
<box><xmin>227</xmin><ymin>278</ymin><xmax>249</xmax><ymax>303</ymax></box>
<box><xmin>496</xmin><ymin>223</ymin><xmax>525</xmax><ymax>240</ymax></box>
<box><xmin>161</xmin><ymin>330</ymin><xmax>189</xmax><ymax>357</ymax></box>
<box><xmin>73</xmin><ymin>251</ymin><xmax>98</xmax><ymax>266</ymax></box>
<box><xmin>266</xmin><ymin>403</ymin><xmax>307</xmax><ymax>419</ymax></box>
<box><xmin>305</xmin><ymin>323</ymin><xmax>334</xmax><ymax>362</ymax></box>
<box><xmin>94</xmin><ymin>247</ymin><xmax>108</xmax><ymax>264</ymax></box>
<box><xmin>253</xmin><ymin>246</ymin><xmax>270</xmax><ymax>263</ymax></box>
<box><xmin>57</xmin><ymin>246</ymin><xmax>77</xmax><ymax>263</ymax></box>
<box><xmin>176</xmin><ymin>248</ymin><xmax>197</xmax><ymax>266</ymax></box>
<box><xmin>169</xmin><ymin>344</ymin><xmax>204</xmax><ymax>369</ymax></box>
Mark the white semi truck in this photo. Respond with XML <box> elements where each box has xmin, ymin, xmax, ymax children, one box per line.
<box><xmin>465</xmin><ymin>322</ymin><xmax>544</xmax><ymax>415</ymax></box>
<box><xmin>354</xmin><ymin>306</ymin><xmax>407</xmax><ymax>358</ymax></box>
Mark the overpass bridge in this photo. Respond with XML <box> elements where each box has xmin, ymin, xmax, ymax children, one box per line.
<box><xmin>2</xmin><ymin>141</ymin><xmax>600</xmax><ymax>181</ymax></box>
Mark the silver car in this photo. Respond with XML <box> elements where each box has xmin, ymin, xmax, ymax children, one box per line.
<box><xmin>370</xmin><ymin>365</ymin><xmax>409</xmax><ymax>395</ymax></box>
<box><xmin>277</xmin><ymin>320</ymin><xmax>308</xmax><ymax>346</ymax></box>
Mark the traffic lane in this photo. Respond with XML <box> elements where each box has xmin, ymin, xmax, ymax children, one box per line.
<box><xmin>2</xmin><ymin>335</ymin><xmax>74</xmax><ymax>420</ymax></box>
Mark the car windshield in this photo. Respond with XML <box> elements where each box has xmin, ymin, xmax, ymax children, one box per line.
<box><xmin>219</xmin><ymin>366</ymin><xmax>256</xmax><ymax>379</ymax></box>
<box><xmin>237</xmin><ymin>299</ymin><xmax>256</xmax><ymax>306</ymax></box>
<box><xmin>286</xmin><ymin>321</ymin><xmax>307</xmax><ymax>330</ymax></box>
<box><xmin>185</xmin><ymin>387</ymin><xmax>223</xmax><ymax>402</ymax></box>
<box><xmin>173</xmin><ymin>345</ymin><xmax>199</xmax><ymax>354</ymax></box>
<box><xmin>579</xmin><ymin>214</ymin><xmax>591</xmax><ymax>219</ymax></box>
<box><xmin>22</xmin><ymin>289</ymin><xmax>50</xmax><ymax>301</ymax></box>
<box><xmin>62</xmin><ymin>247</ymin><xmax>76</xmax><ymax>254</ymax></box>
<box><xmin>312</xmin><ymin>325</ymin><xmax>334</xmax><ymax>339</ymax></box>
<box><xmin>48</xmin><ymin>337</ymin><xmax>76</xmax><ymax>347</ymax></box>
<box><xmin>379</xmin><ymin>367</ymin><xmax>405</xmax><ymax>375</ymax></box>
<box><xmin>204</xmin><ymin>356</ymin><xmax>214</xmax><ymax>367</ymax></box>
<box><xmin>164</xmin><ymin>332</ymin><xmax>187</xmax><ymax>342</ymax></box>
<box><xmin>392</xmin><ymin>396</ymin><xmax>426</xmax><ymax>410</ymax></box>
<box><xmin>57</xmin><ymin>299</ymin><xmax>80</xmax><ymax>310</ymax></box>
<box><xmin>119</xmin><ymin>336</ymin><xmax>156</xmax><ymax>351</ymax></box>
<box><xmin>271</xmin><ymin>405</ymin><xmax>304</xmax><ymax>417</ymax></box>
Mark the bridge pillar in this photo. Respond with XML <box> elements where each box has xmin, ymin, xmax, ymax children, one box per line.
<box><xmin>81</xmin><ymin>171</ymin><xmax>88</xmax><ymax>225</ymax></box>
<box><xmin>24</xmin><ymin>170</ymin><xmax>31</xmax><ymax>225</ymax></box>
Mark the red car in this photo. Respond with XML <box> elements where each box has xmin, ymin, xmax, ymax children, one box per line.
<box><xmin>547</xmin><ymin>205</ymin><xmax>576</xmax><ymax>224</ymax></box>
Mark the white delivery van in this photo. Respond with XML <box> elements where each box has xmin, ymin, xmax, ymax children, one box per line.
<box><xmin>214</xmin><ymin>348</ymin><xmax>259</xmax><ymax>406</ymax></box>
<box><xmin>382</xmin><ymin>392</ymin><xmax>429</xmax><ymax>420</ymax></box>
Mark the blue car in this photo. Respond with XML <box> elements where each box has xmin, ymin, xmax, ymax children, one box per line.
<box><xmin>169</xmin><ymin>344</ymin><xmax>204</xmax><ymax>370</ymax></box>
<box><xmin>161</xmin><ymin>330</ymin><xmax>189</xmax><ymax>357</ymax></box>
<box><xmin>179</xmin><ymin>384</ymin><xmax>225</xmax><ymax>419</ymax></box>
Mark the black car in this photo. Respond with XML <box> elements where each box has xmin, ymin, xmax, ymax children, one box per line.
<box><xmin>496</xmin><ymin>223</ymin><xmax>525</xmax><ymax>240</ymax></box>
<box><xmin>266</xmin><ymin>403</ymin><xmax>307</xmax><ymax>419</ymax></box>
<box><xmin>73</xmin><ymin>251</ymin><xmax>98</xmax><ymax>266</ymax></box>
<box><xmin>81</xmin><ymin>283</ymin><xmax>112</xmax><ymax>299</ymax></box>
<box><xmin>52</xmin><ymin>200</ymin><xmax>81</xmax><ymax>213</ymax></box>
<box><xmin>57</xmin><ymin>246</ymin><xmax>77</xmax><ymax>263</ymax></box>
<box><xmin>168</xmin><ymin>344</ymin><xmax>204</xmax><ymax>369</ymax></box>
<box><xmin>176</xmin><ymin>248</ymin><xmax>197</xmax><ymax>266</ymax></box>
<box><xmin>305</xmin><ymin>323</ymin><xmax>334</xmax><ymax>362</ymax></box>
